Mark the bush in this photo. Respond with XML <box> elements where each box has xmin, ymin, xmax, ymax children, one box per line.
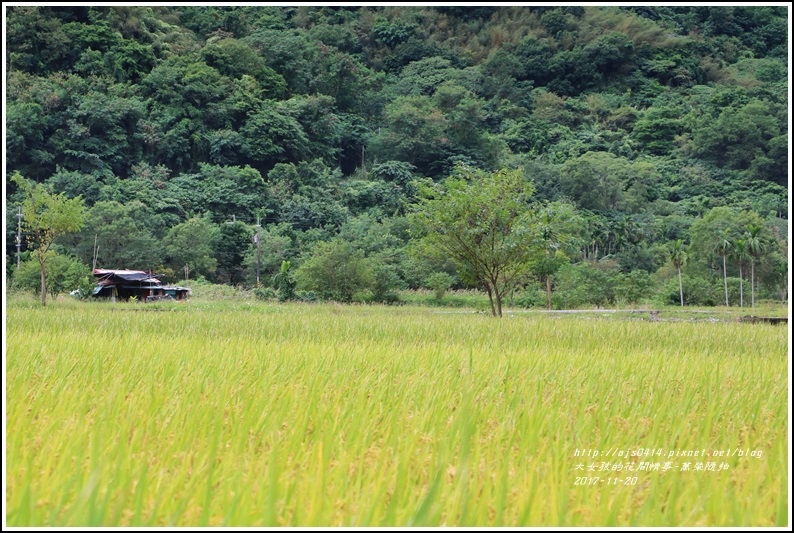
<box><xmin>614</xmin><ymin>270</ymin><xmax>654</xmax><ymax>305</ymax></box>
<box><xmin>186</xmin><ymin>281</ymin><xmax>251</xmax><ymax>301</ymax></box>
<box><xmin>272</xmin><ymin>260</ymin><xmax>296</xmax><ymax>301</ymax></box>
<box><xmin>295</xmin><ymin>290</ymin><xmax>317</xmax><ymax>302</ymax></box>
<box><xmin>294</xmin><ymin>240</ymin><xmax>375</xmax><ymax>302</ymax></box>
<box><xmin>553</xmin><ymin>262</ymin><xmax>618</xmax><ymax>308</ymax></box>
<box><xmin>254</xmin><ymin>286</ymin><xmax>278</xmax><ymax>301</ymax></box>
<box><xmin>13</xmin><ymin>252</ymin><xmax>93</xmax><ymax>299</ymax></box>
<box><xmin>513</xmin><ymin>286</ymin><xmax>547</xmax><ymax>308</ymax></box>
<box><xmin>425</xmin><ymin>272</ymin><xmax>455</xmax><ymax>300</ymax></box>
<box><xmin>371</xmin><ymin>261</ymin><xmax>404</xmax><ymax>303</ymax></box>
<box><xmin>726</xmin><ymin>277</ymin><xmax>746</xmax><ymax>307</ymax></box>
<box><xmin>655</xmin><ymin>274</ymin><xmax>720</xmax><ymax>306</ymax></box>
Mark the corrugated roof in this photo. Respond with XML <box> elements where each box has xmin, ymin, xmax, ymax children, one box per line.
<box><xmin>93</xmin><ymin>269</ymin><xmax>161</xmax><ymax>282</ymax></box>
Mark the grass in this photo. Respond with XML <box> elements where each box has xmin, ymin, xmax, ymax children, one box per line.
<box><xmin>5</xmin><ymin>294</ymin><xmax>789</xmax><ymax>526</ymax></box>
<box><xmin>397</xmin><ymin>289</ymin><xmax>493</xmax><ymax>311</ymax></box>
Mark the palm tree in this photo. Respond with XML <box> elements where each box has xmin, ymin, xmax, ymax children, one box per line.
<box><xmin>670</xmin><ymin>239</ymin><xmax>687</xmax><ymax>307</ymax></box>
<box><xmin>588</xmin><ymin>218</ymin><xmax>608</xmax><ymax>260</ymax></box>
<box><xmin>272</xmin><ymin>260</ymin><xmax>295</xmax><ymax>301</ymax></box>
<box><xmin>732</xmin><ymin>238</ymin><xmax>748</xmax><ymax>308</ymax></box>
<box><xmin>716</xmin><ymin>228</ymin><xmax>732</xmax><ymax>307</ymax></box>
<box><xmin>744</xmin><ymin>225</ymin><xmax>765</xmax><ymax>309</ymax></box>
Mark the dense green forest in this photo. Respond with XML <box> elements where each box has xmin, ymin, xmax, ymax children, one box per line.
<box><xmin>4</xmin><ymin>5</ymin><xmax>790</xmax><ymax>307</ymax></box>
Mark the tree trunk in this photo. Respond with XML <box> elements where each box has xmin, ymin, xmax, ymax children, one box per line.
<box><xmin>495</xmin><ymin>287</ymin><xmax>503</xmax><ymax>317</ymax></box>
<box><xmin>678</xmin><ymin>266</ymin><xmax>684</xmax><ymax>307</ymax></box>
<box><xmin>546</xmin><ymin>275</ymin><xmax>552</xmax><ymax>310</ymax></box>
<box><xmin>739</xmin><ymin>263</ymin><xmax>743</xmax><ymax>308</ymax></box>
<box><xmin>484</xmin><ymin>283</ymin><xmax>496</xmax><ymax>317</ymax></box>
<box><xmin>723</xmin><ymin>255</ymin><xmax>729</xmax><ymax>307</ymax></box>
<box><xmin>751</xmin><ymin>260</ymin><xmax>755</xmax><ymax>309</ymax></box>
<box><xmin>38</xmin><ymin>251</ymin><xmax>47</xmax><ymax>307</ymax></box>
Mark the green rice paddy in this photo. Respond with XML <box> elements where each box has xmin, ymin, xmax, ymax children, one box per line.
<box><xmin>5</xmin><ymin>298</ymin><xmax>789</xmax><ymax>526</ymax></box>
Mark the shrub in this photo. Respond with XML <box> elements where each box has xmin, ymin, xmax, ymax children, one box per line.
<box><xmin>13</xmin><ymin>253</ymin><xmax>93</xmax><ymax>299</ymax></box>
<box><xmin>186</xmin><ymin>281</ymin><xmax>251</xmax><ymax>301</ymax></box>
<box><xmin>371</xmin><ymin>261</ymin><xmax>404</xmax><ymax>303</ymax></box>
<box><xmin>254</xmin><ymin>286</ymin><xmax>278</xmax><ymax>301</ymax></box>
<box><xmin>294</xmin><ymin>240</ymin><xmax>375</xmax><ymax>302</ymax></box>
<box><xmin>295</xmin><ymin>290</ymin><xmax>317</xmax><ymax>302</ymax></box>
<box><xmin>513</xmin><ymin>286</ymin><xmax>547</xmax><ymax>308</ymax></box>
<box><xmin>655</xmin><ymin>274</ymin><xmax>720</xmax><ymax>307</ymax></box>
<box><xmin>272</xmin><ymin>260</ymin><xmax>296</xmax><ymax>301</ymax></box>
<box><xmin>425</xmin><ymin>272</ymin><xmax>455</xmax><ymax>300</ymax></box>
<box><xmin>614</xmin><ymin>269</ymin><xmax>654</xmax><ymax>305</ymax></box>
<box><xmin>553</xmin><ymin>262</ymin><xmax>618</xmax><ymax>308</ymax></box>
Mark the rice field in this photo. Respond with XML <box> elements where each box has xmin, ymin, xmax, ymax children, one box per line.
<box><xmin>5</xmin><ymin>298</ymin><xmax>789</xmax><ymax>527</ymax></box>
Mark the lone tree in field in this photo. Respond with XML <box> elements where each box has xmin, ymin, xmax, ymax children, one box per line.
<box><xmin>12</xmin><ymin>172</ymin><xmax>85</xmax><ymax>306</ymax></box>
<box><xmin>410</xmin><ymin>167</ymin><xmax>538</xmax><ymax>317</ymax></box>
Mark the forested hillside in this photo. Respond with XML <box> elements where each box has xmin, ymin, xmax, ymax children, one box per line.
<box><xmin>5</xmin><ymin>5</ymin><xmax>789</xmax><ymax>307</ymax></box>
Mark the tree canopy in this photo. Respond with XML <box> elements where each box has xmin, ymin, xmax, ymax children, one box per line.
<box><xmin>410</xmin><ymin>167</ymin><xmax>539</xmax><ymax>316</ymax></box>
<box><xmin>5</xmin><ymin>6</ymin><xmax>788</xmax><ymax>309</ymax></box>
<box><xmin>12</xmin><ymin>172</ymin><xmax>85</xmax><ymax>305</ymax></box>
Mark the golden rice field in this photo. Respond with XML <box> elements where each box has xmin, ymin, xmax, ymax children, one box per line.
<box><xmin>5</xmin><ymin>298</ymin><xmax>789</xmax><ymax>527</ymax></box>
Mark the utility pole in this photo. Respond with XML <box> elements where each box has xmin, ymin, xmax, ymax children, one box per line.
<box><xmin>255</xmin><ymin>216</ymin><xmax>261</xmax><ymax>287</ymax></box>
<box><xmin>92</xmin><ymin>234</ymin><xmax>98</xmax><ymax>271</ymax></box>
<box><xmin>16</xmin><ymin>206</ymin><xmax>22</xmax><ymax>270</ymax></box>
<box><xmin>184</xmin><ymin>263</ymin><xmax>189</xmax><ymax>282</ymax></box>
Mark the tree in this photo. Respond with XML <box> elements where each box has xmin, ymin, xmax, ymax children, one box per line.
<box><xmin>732</xmin><ymin>238</ymin><xmax>749</xmax><ymax>307</ymax></box>
<box><xmin>201</xmin><ymin>38</ymin><xmax>266</xmax><ymax>79</ymax></box>
<box><xmin>558</xmin><ymin>152</ymin><xmax>625</xmax><ymax>212</ymax></box>
<box><xmin>164</xmin><ymin>217</ymin><xmax>220</xmax><ymax>281</ymax></box>
<box><xmin>240</xmin><ymin>104</ymin><xmax>310</xmax><ymax>168</ymax></box>
<box><xmin>272</xmin><ymin>260</ymin><xmax>296</xmax><ymax>301</ymax></box>
<box><xmin>215</xmin><ymin>221</ymin><xmax>253</xmax><ymax>285</ymax></box>
<box><xmin>531</xmin><ymin>201</ymin><xmax>583</xmax><ymax>310</ymax></box>
<box><xmin>294</xmin><ymin>240</ymin><xmax>374</xmax><ymax>302</ymax></box>
<box><xmin>425</xmin><ymin>271</ymin><xmax>455</xmax><ymax>300</ymax></box>
<box><xmin>744</xmin><ymin>224</ymin><xmax>765</xmax><ymax>309</ymax></box>
<box><xmin>12</xmin><ymin>172</ymin><xmax>85</xmax><ymax>306</ymax></box>
<box><xmin>631</xmin><ymin>105</ymin><xmax>684</xmax><ymax>155</ymax></box>
<box><xmin>75</xmin><ymin>200</ymin><xmax>162</xmax><ymax>271</ymax></box>
<box><xmin>691</xmin><ymin>100</ymin><xmax>781</xmax><ymax>178</ymax></box>
<box><xmin>14</xmin><ymin>252</ymin><xmax>93</xmax><ymax>299</ymax></box>
<box><xmin>242</xmin><ymin>222</ymin><xmax>295</xmax><ymax>287</ymax></box>
<box><xmin>717</xmin><ymin>228</ymin><xmax>732</xmax><ymax>307</ymax></box>
<box><xmin>669</xmin><ymin>239</ymin><xmax>688</xmax><ymax>307</ymax></box>
<box><xmin>370</xmin><ymin>95</ymin><xmax>451</xmax><ymax>178</ymax></box>
<box><xmin>410</xmin><ymin>167</ymin><xmax>538</xmax><ymax>317</ymax></box>
<box><xmin>689</xmin><ymin>207</ymin><xmax>767</xmax><ymax>308</ymax></box>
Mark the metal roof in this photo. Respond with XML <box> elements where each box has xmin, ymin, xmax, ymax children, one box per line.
<box><xmin>93</xmin><ymin>269</ymin><xmax>161</xmax><ymax>283</ymax></box>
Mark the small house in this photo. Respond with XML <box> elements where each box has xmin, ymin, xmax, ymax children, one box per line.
<box><xmin>92</xmin><ymin>269</ymin><xmax>190</xmax><ymax>302</ymax></box>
